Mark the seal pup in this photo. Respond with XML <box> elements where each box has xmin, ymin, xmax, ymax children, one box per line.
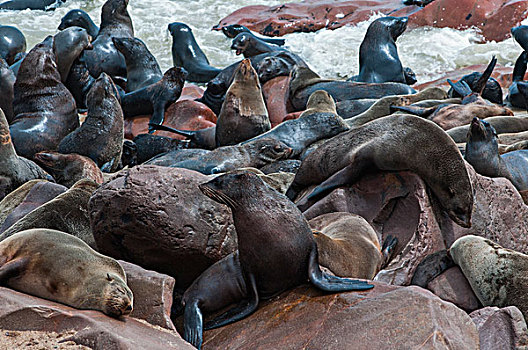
<box><xmin>183</xmin><ymin>171</ymin><xmax>374</xmax><ymax>349</ymax></box>
<box><xmin>83</xmin><ymin>0</ymin><xmax>134</xmax><ymax>83</ymax></box>
<box><xmin>113</xmin><ymin>37</ymin><xmax>162</xmax><ymax>92</ymax></box>
<box><xmin>241</xmin><ymin>90</ymin><xmax>349</xmax><ymax>157</ymax></box>
<box><xmin>465</xmin><ymin>117</ymin><xmax>528</xmax><ymax>191</ymax></box>
<box><xmin>0</xmin><ymin>58</ymin><xmax>15</xmax><ymax>122</ymax></box>
<box><xmin>215</xmin><ymin>59</ymin><xmax>271</xmax><ymax>146</ymax></box>
<box><xmin>53</xmin><ymin>26</ymin><xmax>93</xmax><ymax>82</ymax></box>
<box><xmin>58</xmin><ymin>73</ymin><xmax>123</xmax><ymax>172</ymax></box>
<box><xmin>507</xmin><ymin>51</ymin><xmax>528</xmax><ymax>109</ymax></box>
<box><xmin>121</xmin><ymin>67</ymin><xmax>186</xmax><ymax>133</ymax></box>
<box><xmin>58</xmin><ymin>9</ymin><xmax>100</xmax><ymax>38</ymax></box>
<box><xmin>220</xmin><ymin>24</ymin><xmax>285</xmax><ymax>46</ymax></box>
<box><xmin>34</xmin><ymin>151</ymin><xmax>104</xmax><ymax>188</ymax></box>
<box><xmin>10</xmin><ymin>39</ymin><xmax>78</xmax><ymax>160</ymax></box>
<box><xmin>0</xmin><ymin>228</ymin><xmax>133</xmax><ymax>317</ymax></box>
<box><xmin>286</xmin><ymin>114</ymin><xmax>474</xmax><ymax>228</ymax></box>
<box><xmin>168</xmin><ymin>22</ymin><xmax>221</xmax><ymax>84</ymax></box>
<box><xmin>231</xmin><ymin>33</ymin><xmax>281</xmax><ymax>58</ymax></box>
<box><xmin>0</xmin><ymin>179</ymin><xmax>99</xmax><ymax>248</ymax></box>
<box><xmin>0</xmin><ymin>25</ymin><xmax>25</xmax><ymax>65</ymax></box>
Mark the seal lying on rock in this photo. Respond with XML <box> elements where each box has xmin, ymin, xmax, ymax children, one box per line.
<box><xmin>0</xmin><ymin>228</ymin><xmax>133</xmax><ymax>317</ymax></box>
<box><xmin>182</xmin><ymin>171</ymin><xmax>373</xmax><ymax>349</ymax></box>
<box><xmin>286</xmin><ymin>114</ymin><xmax>473</xmax><ymax>228</ymax></box>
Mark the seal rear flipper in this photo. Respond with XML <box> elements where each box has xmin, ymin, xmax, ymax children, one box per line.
<box><xmin>148</xmin><ymin>104</ymin><xmax>166</xmax><ymax>134</ymax></box>
<box><xmin>381</xmin><ymin>234</ymin><xmax>398</xmax><ymax>268</ymax></box>
<box><xmin>308</xmin><ymin>242</ymin><xmax>374</xmax><ymax>292</ymax></box>
<box><xmin>183</xmin><ymin>300</ymin><xmax>204</xmax><ymax>350</ymax></box>
<box><xmin>203</xmin><ymin>273</ymin><xmax>259</xmax><ymax>330</ymax></box>
<box><xmin>0</xmin><ymin>257</ymin><xmax>29</xmax><ymax>284</ymax></box>
<box><xmin>512</xmin><ymin>52</ymin><xmax>528</xmax><ymax>82</ymax></box>
<box><xmin>390</xmin><ymin>105</ymin><xmax>435</xmax><ymax>117</ymax></box>
<box><xmin>410</xmin><ymin>249</ymin><xmax>455</xmax><ymax>288</ymax></box>
<box><xmin>473</xmin><ymin>56</ymin><xmax>497</xmax><ymax>95</ymax></box>
<box><xmin>447</xmin><ymin>79</ymin><xmax>472</xmax><ymax>98</ymax></box>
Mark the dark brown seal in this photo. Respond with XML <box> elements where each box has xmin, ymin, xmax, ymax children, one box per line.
<box><xmin>0</xmin><ymin>24</ymin><xmax>26</xmax><ymax>65</ymax></box>
<box><xmin>182</xmin><ymin>171</ymin><xmax>373</xmax><ymax>349</ymax></box>
<box><xmin>231</xmin><ymin>33</ymin><xmax>281</xmax><ymax>58</ymax></box>
<box><xmin>58</xmin><ymin>9</ymin><xmax>100</xmax><ymax>38</ymax></box>
<box><xmin>0</xmin><ymin>228</ymin><xmax>133</xmax><ymax>317</ymax></box>
<box><xmin>215</xmin><ymin>59</ymin><xmax>271</xmax><ymax>146</ymax></box>
<box><xmin>53</xmin><ymin>26</ymin><xmax>93</xmax><ymax>83</ymax></box>
<box><xmin>58</xmin><ymin>73</ymin><xmax>123</xmax><ymax>172</ymax></box>
<box><xmin>286</xmin><ymin>114</ymin><xmax>474</xmax><ymax>228</ymax></box>
<box><xmin>34</xmin><ymin>151</ymin><xmax>104</xmax><ymax>188</ymax></box>
<box><xmin>10</xmin><ymin>39</ymin><xmax>78</xmax><ymax>160</ymax></box>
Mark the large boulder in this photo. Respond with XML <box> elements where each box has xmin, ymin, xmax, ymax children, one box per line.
<box><xmin>426</xmin><ymin>266</ymin><xmax>480</xmax><ymax>312</ymax></box>
<box><xmin>89</xmin><ymin>166</ymin><xmax>237</xmax><ymax>291</ymax></box>
<box><xmin>470</xmin><ymin>306</ymin><xmax>528</xmax><ymax>350</ymax></box>
<box><xmin>0</xmin><ymin>287</ymin><xmax>194</xmax><ymax>349</ymax></box>
<box><xmin>202</xmin><ymin>283</ymin><xmax>479</xmax><ymax>349</ymax></box>
<box><xmin>262</xmin><ymin>76</ymin><xmax>291</xmax><ymax>127</ymax></box>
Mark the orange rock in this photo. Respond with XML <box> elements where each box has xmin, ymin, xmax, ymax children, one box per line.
<box><xmin>124</xmin><ymin>100</ymin><xmax>217</xmax><ymax>140</ymax></box>
<box><xmin>180</xmin><ymin>83</ymin><xmax>204</xmax><ymax>101</ymax></box>
<box><xmin>262</xmin><ymin>76</ymin><xmax>290</xmax><ymax>127</ymax></box>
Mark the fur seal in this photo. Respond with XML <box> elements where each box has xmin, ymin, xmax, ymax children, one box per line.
<box><xmin>58</xmin><ymin>73</ymin><xmax>123</xmax><ymax>172</ymax></box>
<box><xmin>83</xmin><ymin>0</ymin><xmax>134</xmax><ymax>82</ymax></box>
<box><xmin>260</xmin><ymin>159</ymin><xmax>301</xmax><ymax>174</ymax></box>
<box><xmin>465</xmin><ymin>117</ymin><xmax>528</xmax><ymax>191</ymax></box>
<box><xmin>287</xmin><ymin>114</ymin><xmax>474</xmax><ymax>228</ymax></box>
<box><xmin>220</xmin><ymin>24</ymin><xmax>285</xmax><ymax>46</ymax></box>
<box><xmin>148</xmin><ymin>138</ymin><xmax>292</xmax><ymax>174</ymax></box>
<box><xmin>0</xmin><ymin>58</ymin><xmax>15</xmax><ymax>122</ymax></box>
<box><xmin>113</xmin><ymin>37</ymin><xmax>162</xmax><ymax>92</ymax></box>
<box><xmin>58</xmin><ymin>9</ymin><xmax>100</xmax><ymax>38</ymax></box>
<box><xmin>10</xmin><ymin>39</ymin><xmax>78</xmax><ymax>160</ymax></box>
<box><xmin>256</xmin><ymin>51</ymin><xmax>306</xmax><ymax>84</ymax></box>
<box><xmin>64</xmin><ymin>57</ymin><xmax>94</xmax><ymax>109</ymax></box>
<box><xmin>0</xmin><ymin>109</ymin><xmax>50</xmax><ymax>201</ymax></box>
<box><xmin>53</xmin><ymin>27</ymin><xmax>93</xmax><ymax>82</ymax></box>
<box><xmin>131</xmin><ymin>133</ymin><xmax>187</xmax><ymax>164</ymax></box>
<box><xmin>122</xmin><ymin>67</ymin><xmax>186</xmax><ymax>133</ymax></box>
<box><xmin>512</xmin><ymin>25</ymin><xmax>528</xmax><ymax>52</ymax></box>
<box><xmin>144</xmin><ymin>148</ymin><xmax>209</xmax><ymax>167</ymax></box>
<box><xmin>447</xmin><ymin>72</ymin><xmax>503</xmax><ymax>105</ymax></box>
<box><xmin>309</xmin><ymin>212</ymin><xmax>385</xmax><ymax>279</ymax></box>
<box><xmin>242</xmin><ymin>90</ymin><xmax>349</xmax><ymax>157</ymax></box>
<box><xmin>0</xmin><ymin>25</ymin><xmax>25</xmax><ymax>65</ymax></box>
<box><xmin>0</xmin><ymin>179</ymin><xmax>99</xmax><ymax>248</ymax></box>
<box><xmin>231</xmin><ymin>33</ymin><xmax>281</xmax><ymax>58</ymax></box>
<box><xmin>168</xmin><ymin>22</ymin><xmax>221</xmax><ymax>84</ymax></box>
<box><xmin>182</xmin><ymin>171</ymin><xmax>374</xmax><ymax>348</ymax></box>
<box><xmin>450</xmin><ymin>235</ymin><xmax>528</xmax><ymax>318</ymax></box>
<box><xmin>0</xmin><ymin>228</ymin><xmax>133</xmax><ymax>317</ymax></box>
<box><xmin>0</xmin><ymin>0</ymin><xmax>63</xmax><ymax>10</ymax></box>
<box><xmin>34</xmin><ymin>151</ymin><xmax>104</xmax><ymax>188</ymax></box>
<box><xmin>215</xmin><ymin>59</ymin><xmax>271</xmax><ymax>146</ymax></box>
<box><xmin>0</xmin><ymin>180</ymin><xmax>42</xmax><ymax>227</ymax></box>
<box><xmin>289</xmin><ymin>66</ymin><xmax>415</xmax><ymax>111</ymax></box>
<box><xmin>448</xmin><ymin>116</ymin><xmax>528</xmax><ymax>143</ymax></box>
<box><xmin>507</xmin><ymin>51</ymin><xmax>528</xmax><ymax>109</ymax></box>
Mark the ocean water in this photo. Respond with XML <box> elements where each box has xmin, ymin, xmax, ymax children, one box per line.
<box><xmin>0</xmin><ymin>0</ymin><xmax>524</xmax><ymax>84</ymax></box>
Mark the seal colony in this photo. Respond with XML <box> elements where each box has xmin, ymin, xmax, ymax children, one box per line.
<box><xmin>0</xmin><ymin>0</ymin><xmax>528</xmax><ymax>348</ymax></box>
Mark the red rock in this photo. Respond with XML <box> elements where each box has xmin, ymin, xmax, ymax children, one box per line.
<box><xmin>180</xmin><ymin>83</ymin><xmax>204</xmax><ymax>101</ymax></box>
<box><xmin>262</xmin><ymin>76</ymin><xmax>290</xmax><ymax>127</ymax></box>
<box><xmin>0</xmin><ymin>287</ymin><xmax>193</xmax><ymax>349</ymax></box>
<box><xmin>119</xmin><ymin>260</ymin><xmax>176</xmax><ymax>331</ymax></box>
<box><xmin>470</xmin><ymin>306</ymin><xmax>528</xmax><ymax>349</ymax></box>
<box><xmin>202</xmin><ymin>283</ymin><xmax>479</xmax><ymax>349</ymax></box>
<box><xmin>89</xmin><ymin>166</ymin><xmax>236</xmax><ymax>291</ymax></box>
<box><xmin>426</xmin><ymin>266</ymin><xmax>480</xmax><ymax>312</ymax></box>
<box><xmin>124</xmin><ymin>100</ymin><xmax>217</xmax><ymax>140</ymax></box>
<box><xmin>284</xmin><ymin>111</ymin><xmax>303</xmax><ymax>121</ymax></box>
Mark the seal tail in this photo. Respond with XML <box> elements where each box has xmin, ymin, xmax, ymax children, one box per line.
<box><xmin>473</xmin><ymin>56</ymin><xmax>497</xmax><ymax>95</ymax></box>
<box><xmin>513</xmin><ymin>51</ymin><xmax>528</xmax><ymax>82</ymax></box>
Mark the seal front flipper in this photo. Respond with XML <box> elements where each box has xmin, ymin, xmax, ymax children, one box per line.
<box><xmin>308</xmin><ymin>242</ymin><xmax>374</xmax><ymax>292</ymax></box>
<box><xmin>184</xmin><ymin>300</ymin><xmax>203</xmax><ymax>350</ymax></box>
<box><xmin>390</xmin><ymin>105</ymin><xmax>436</xmax><ymax>117</ymax></box>
<box><xmin>203</xmin><ymin>273</ymin><xmax>259</xmax><ymax>330</ymax></box>
<box><xmin>0</xmin><ymin>257</ymin><xmax>29</xmax><ymax>283</ymax></box>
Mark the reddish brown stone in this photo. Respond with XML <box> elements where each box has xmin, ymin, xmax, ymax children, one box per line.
<box><xmin>89</xmin><ymin>166</ymin><xmax>236</xmax><ymax>291</ymax></box>
<box><xmin>202</xmin><ymin>283</ymin><xmax>479</xmax><ymax>349</ymax></box>
<box><xmin>426</xmin><ymin>266</ymin><xmax>480</xmax><ymax>312</ymax></box>
<box><xmin>470</xmin><ymin>306</ymin><xmax>528</xmax><ymax>350</ymax></box>
<box><xmin>262</xmin><ymin>76</ymin><xmax>290</xmax><ymax>127</ymax></box>
<box><xmin>180</xmin><ymin>83</ymin><xmax>204</xmax><ymax>101</ymax></box>
<box><xmin>284</xmin><ymin>111</ymin><xmax>303</xmax><ymax>121</ymax></box>
<box><xmin>119</xmin><ymin>260</ymin><xmax>176</xmax><ymax>331</ymax></box>
<box><xmin>124</xmin><ymin>100</ymin><xmax>217</xmax><ymax>140</ymax></box>
<box><xmin>0</xmin><ymin>287</ymin><xmax>193</xmax><ymax>349</ymax></box>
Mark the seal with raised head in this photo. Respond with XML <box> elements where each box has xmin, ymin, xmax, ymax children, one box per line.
<box><xmin>58</xmin><ymin>73</ymin><xmax>123</xmax><ymax>172</ymax></box>
<box><xmin>256</xmin><ymin>51</ymin><xmax>307</xmax><ymax>84</ymax></box>
<box><xmin>0</xmin><ymin>228</ymin><xmax>133</xmax><ymax>317</ymax></box>
<box><xmin>58</xmin><ymin>9</ymin><xmax>100</xmax><ymax>38</ymax></box>
<box><xmin>0</xmin><ymin>58</ymin><xmax>15</xmax><ymax>122</ymax></box>
<box><xmin>113</xmin><ymin>37</ymin><xmax>162</xmax><ymax>92</ymax></box>
<box><xmin>220</xmin><ymin>24</ymin><xmax>285</xmax><ymax>46</ymax></box>
<box><xmin>231</xmin><ymin>33</ymin><xmax>281</xmax><ymax>58</ymax></box>
<box><xmin>168</xmin><ymin>22</ymin><xmax>221</xmax><ymax>84</ymax></box>
<box><xmin>82</xmin><ymin>0</ymin><xmax>134</xmax><ymax>83</ymax></box>
<box><xmin>9</xmin><ymin>39</ymin><xmax>78</xmax><ymax>160</ymax></box>
<box><xmin>215</xmin><ymin>59</ymin><xmax>271</xmax><ymax>146</ymax></box>
<box><xmin>507</xmin><ymin>51</ymin><xmax>528</xmax><ymax>109</ymax></box>
<box><xmin>286</xmin><ymin>114</ymin><xmax>474</xmax><ymax>228</ymax></box>
<box><xmin>0</xmin><ymin>25</ymin><xmax>26</xmax><ymax>65</ymax></box>
<box><xmin>53</xmin><ymin>26</ymin><xmax>93</xmax><ymax>82</ymax></box>
<box><xmin>448</xmin><ymin>115</ymin><xmax>528</xmax><ymax>143</ymax></box>
<box><xmin>182</xmin><ymin>171</ymin><xmax>373</xmax><ymax>349</ymax></box>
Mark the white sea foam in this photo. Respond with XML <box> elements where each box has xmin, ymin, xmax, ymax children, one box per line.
<box><xmin>0</xmin><ymin>0</ymin><xmax>524</xmax><ymax>84</ymax></box>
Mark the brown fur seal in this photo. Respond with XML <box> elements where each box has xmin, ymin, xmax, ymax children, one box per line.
<box><xmin>448</xmin><ymin>115</ymin><xmax>528</xmax><ymax>144</ymax></box>
<box><xmin>53</xmin><ymin>27</ymin><xmax>93</xmax><ymax>83</ymax></box>
<box><xmin>220</xmin><ymin>24</ymin><xmax>285</xmax><ymax>46</ymax></box>
<box><xmin>215</xmin><ymin>59</ymin><xmax>271</xmax><ymax>146</ymax></box>
<box><xmin>0</xmin><ymin>179</ymin><xmax>99</xmax><ymax>248</ymax></box>
<box><xmin>0</xmin><ymin>25</ymin><xmax>26</xmax><ymax>65</ymax></box>
<box><xmin>287</xmin><ymin>114</ymin><xmax>474</xmax><ymax>228</ymax></box>
<box><xmin>34</xmin><ymin>151</ymin><xmax>104</xmax><ymax>188</ymax></box>
<box><xmin>182</xmin><ymin>171</ymin><xmax>373</xmax><ymax>349</ymax></box>
<box><xmin>10</xmin><ymin>39</ymin><xmax>78</xmax><ymax>160</ymax></box>
<box><xmin>0</xmin><ymin>109</ymin><xmax>50</xmax><ymax>201</ymax></box>
<box><xmin>58</xmin><ymin>9</ymin><xmax>99</xmax><ymax>38</ymax></box>
<box><xmin>58</xmin><ymin>73</ymin><xmax>123</xmax><ymax>172</ymax></box>
<box><xmin>0</xmin><ymin>228</ymin><xmax>133</xmax><ymax>317</ymax></box>
<box><xmin>231</xmin><ymin>33</ymin><xmax>281</xmax><ymax>58</ymax></box>
<box><xmin>309</xmin><ymin>212</ymin><xmax>384</xmax><ymax>279</ymax></box>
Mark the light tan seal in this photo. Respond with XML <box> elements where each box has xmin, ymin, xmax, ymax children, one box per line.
<box><xmin>0</xmin><ymin>228</ymin><xmax>133</xmax><ymax>317</ymax></box>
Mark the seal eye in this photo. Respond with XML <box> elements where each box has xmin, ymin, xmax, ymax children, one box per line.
<box><xmin>273</xmin><ymin>145</ymin><xmax>283</xmax><ymax>152</ymax></box>
<box><xmin>106</xmin><ymin>273</ymin><xmax>113</xmax><ymax>281</ymax></box>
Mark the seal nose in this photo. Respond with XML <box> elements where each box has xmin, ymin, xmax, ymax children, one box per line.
<box><xmin>125</xmin><ymin>304</ymin><xmax>133</xmax><ymax>313</ymax></box>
